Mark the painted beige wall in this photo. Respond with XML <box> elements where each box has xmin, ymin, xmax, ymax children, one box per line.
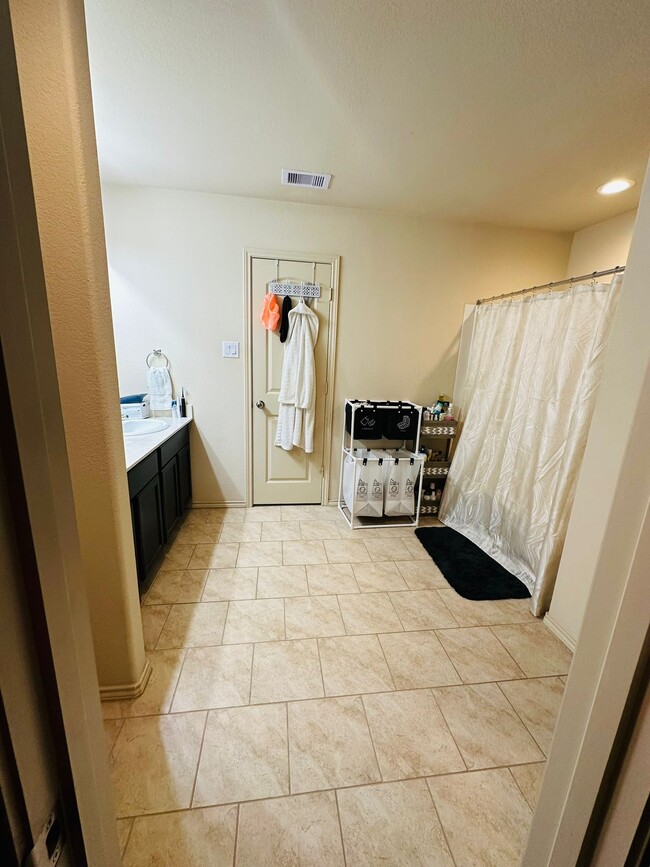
<box><xmin>103</xmin><ymin>185</ymin><xmax>571</xmax><ymax>504</ymax></box>
<box><xmin>546</xmin><ymin>207</ymin><xmax>639</xmax><ymax>647</ymax></box>
<box><xmin>566</xmin><ymin>208</ymin><xmax>637</xmax><ymax>276</ymax></box>
<box><xmin>9</xmin><ymin>0</ymin><xmax>147</xmax><ymax>693</ymax></box>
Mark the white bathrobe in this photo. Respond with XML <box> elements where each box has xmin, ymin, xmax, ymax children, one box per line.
<box><xmin>275</xmin><ymin>300</ymin><xmax>319</xmax><ymax>453</ymax></box>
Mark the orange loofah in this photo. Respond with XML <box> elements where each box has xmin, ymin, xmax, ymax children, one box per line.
<box><xmin>260</xmin><ymin>292</ymin><xmax>281</xmax><ymax>330</ymax></box>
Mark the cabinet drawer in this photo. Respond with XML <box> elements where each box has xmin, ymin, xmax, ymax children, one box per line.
<box><xmin>128</xmin><ymin>450</ymin><xmax>159</xmax><ymax>498</ymax></box>
<box><xmin>160</xmin><ymin>425</ymin><xmax>190</xmax><ymax>466</ymax></box>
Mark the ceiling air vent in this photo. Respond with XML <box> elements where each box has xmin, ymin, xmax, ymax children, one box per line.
<box><xmin>281</xmin><ymin>169</ymin><xmax>332</xmax><ymax>190</ymax></box>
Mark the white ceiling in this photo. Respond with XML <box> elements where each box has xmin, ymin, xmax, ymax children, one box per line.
<box><xmin>85</xmin><ymin>0</ymin><xmax>650</xmax><ymax>232</ymax></box>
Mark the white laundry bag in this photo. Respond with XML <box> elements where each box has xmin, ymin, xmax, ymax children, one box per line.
<box><xmin>382</xmin><ymin>450</ymin><xmax>423</xmax><ymax>516</ymax></box>
<box><xmin>342</xmin><ymin>451</ymin><xmax>384</xmax><ymax>518</ymax></box>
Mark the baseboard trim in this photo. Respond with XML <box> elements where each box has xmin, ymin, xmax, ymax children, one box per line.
<box><xmin>544</xmin><ymin>613</ymin><xmax>577</xmax><ymax>652</ymax></box>
<box><xmin>190</xmin><ymin>501</ymin><xmax>246</xmax><ymax>509</ymax></box>
<box><xmin>99</xmin><ymin>658</ymin><xmax>152</xmax><ymax>702</ymax></box>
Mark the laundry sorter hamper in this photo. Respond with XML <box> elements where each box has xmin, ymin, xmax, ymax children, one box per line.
<box><xmin>338</xmin><ymin>399</ymin><xmax>425</xmax><ymax>529</ymax></box>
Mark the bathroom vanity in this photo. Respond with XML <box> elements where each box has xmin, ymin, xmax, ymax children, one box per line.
<box><xmin>124</xmin><ymin>418</ymin><xmax>192</xmax><ymax>589</ymax></box>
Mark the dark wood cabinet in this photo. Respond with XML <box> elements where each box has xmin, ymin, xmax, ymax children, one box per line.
<box><xmin>127</xmin><ymin>424</ymin><xmax>191</xmax><ymax>590</ymax></box>
<box><xmin>161</xmin><ymin>456</ymin><xmax>182</xmax><ymax>538</ymax></box>
<box><xmin>131</xmin><ymin>474</ymin><xmax>165</xmax><ymax>579</ymax></box>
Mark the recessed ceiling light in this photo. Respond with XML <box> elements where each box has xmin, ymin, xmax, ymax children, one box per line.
<box><xmin>597</xmin><ymin>178</ymin><xmax>635</xmax><ymax>195</ymax></box>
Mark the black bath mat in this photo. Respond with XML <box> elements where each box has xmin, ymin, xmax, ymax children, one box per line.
<box><xmin>414</xmin><ymin>526</ymin><xmax>530</xmax><ymax>600</ymax></box>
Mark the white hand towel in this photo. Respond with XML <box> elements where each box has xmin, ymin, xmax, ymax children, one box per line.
<box><xmin>147</xmin><ymin>366</ymin><xmax>172</xmax><ymax>410</ymax></box>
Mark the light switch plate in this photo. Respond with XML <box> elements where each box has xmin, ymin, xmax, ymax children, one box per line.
<box><xmin>222</xmin><ymin>341</ymin><xmax>240</xmax><ymax>358</ymax></box>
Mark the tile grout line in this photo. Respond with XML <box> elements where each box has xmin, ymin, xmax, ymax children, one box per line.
<box><xmin>424</xmin><ymin>778</ymin><xmax>459</xmax><ymax>867</ymax></box>
<box><xmin>486</xmin><ymin>624</ymin><xmax>532</xmax><ymax>678</ymax></box>
<box><xmin>120</xmin><ymin>815</ymin><xmax>137</xmax><ymax>861</ymax></box>
<box><xmin>428</xmin><ymin>686</ymin><xmax>469</xmax><ymax>772</ymax></box>
<box><xmin>374</xmin><ymin>633</ymin><xmax>398</xmax><ymax>691</ymax></box>
<box><xmin>358</xmin><ymin>694</ymin><xmax>384</xmax><ymax>783</ymax></box>
<box><xmin>493</xmin><ymin>680</ymin><xmax>553</xmax><ymax>757</ymax></box>
<box><xmin>167</xmin><ymin>648</ymin><xmax>188</xmax><ymax>713</ymax></box>
<box><xmin>506</xmin><ymin>765</ymin><xmax>537</xmax><ymax>814</ymax></box>
<box><xmin>189</xmin><ymin>710</ymin><xmax>210</xmax><ymax>809</ymax></box>
<box><xmin>285</xmin><ymin>702</ymin><xmax>292</xmax><ymax>795</ymax></box>
<box><xmin>116</xmin><ymin>759</ymin><xmax>548</xmax><ymax>822</ymax></box>
<box><xmin>151</xmin><ymin>602</ymin><xmax>174</xmax><ymax>651</ymax></box>
<box><xmin>333</xmin><ymin>790</ymin><xmax>349</xmax><ymax>867</ymax></box>
<box><xmin>231</xmin><ymin>803</ymin><xmax>240</xmax><ymax>867</ymax></box>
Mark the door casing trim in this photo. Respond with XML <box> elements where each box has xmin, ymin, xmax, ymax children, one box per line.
<box><xmin>244</xmin><ymin>248</ymin><xmax>340</xmax><ymax>508</ymax></box>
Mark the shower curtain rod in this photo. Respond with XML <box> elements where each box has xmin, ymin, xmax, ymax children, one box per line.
<box><xmin>476</xmin><ymin>265</ymin><xmax>625</xmax><ymax>306</ymax></box>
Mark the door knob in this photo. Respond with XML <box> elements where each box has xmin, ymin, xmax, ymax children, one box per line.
<box><xmin>256</xmin><ymin>400</ymin><xmax>265</xmax><ymax>409</ymax></box>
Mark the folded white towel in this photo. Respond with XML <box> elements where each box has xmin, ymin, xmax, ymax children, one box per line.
<box><xmin>147</xmin><ymin>366</ymin><xmax>172</xmax><ymax>411</ymax></box>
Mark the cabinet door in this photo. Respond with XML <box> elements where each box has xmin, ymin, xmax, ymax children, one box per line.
<box><xmin>161</xmin><ymin>456</ymin><xmax>181</xmax><ymax>539</ymax></box>
<box><xmin>178</xmin><ymin>443</ymin><xmax>192</xmax><ymax>509</ymax></box>
<box><xmin>134</xmin><ymin>474</ymin><xmax>165</xmax><ymax>578</ymax></box>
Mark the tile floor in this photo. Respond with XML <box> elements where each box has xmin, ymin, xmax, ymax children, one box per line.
<box><xmin>104</xmin><ymin>505</ymin><xmax>573</xmax><ymax>866</ymax></box>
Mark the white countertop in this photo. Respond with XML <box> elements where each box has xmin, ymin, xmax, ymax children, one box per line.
<box><xmin>123</xmin><ymin>417</ymin><xmax>192</xmax><ymax>471</ymax></box>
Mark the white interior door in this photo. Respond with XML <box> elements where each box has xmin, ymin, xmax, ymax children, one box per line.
<box><xmin>250</xmin><ymin>254</ymin><xmax>336</xmax><ymax>505</ymax></box>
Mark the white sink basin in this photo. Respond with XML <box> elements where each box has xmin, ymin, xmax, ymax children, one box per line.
<box><xmin>122</xmin><ymin>418</ymin><xmax>169</xmax><ymax>437</ymax></box>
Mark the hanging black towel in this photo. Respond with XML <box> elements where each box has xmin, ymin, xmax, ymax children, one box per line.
<box><xmin>279</xmin><ymin>295</ymin><xmax>293</xmax><ymax>343</ymax></box>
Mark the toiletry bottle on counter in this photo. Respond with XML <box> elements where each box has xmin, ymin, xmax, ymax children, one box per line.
<box><xmin>171</xmin><ymin>400</ymin><xmax>180</xmax><ymax>420</ymax></box>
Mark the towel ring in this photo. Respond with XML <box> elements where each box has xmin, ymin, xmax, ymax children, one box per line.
<box><xmin>146</xmin><ymin>349</ymin><xmax>169</xmax><ymax>369</ymax></box>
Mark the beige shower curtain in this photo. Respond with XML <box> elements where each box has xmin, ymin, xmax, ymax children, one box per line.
<box><xmin>440</xmin><ymin>276</ymin><xmax>622</xmax><ymax>616</ymax></box>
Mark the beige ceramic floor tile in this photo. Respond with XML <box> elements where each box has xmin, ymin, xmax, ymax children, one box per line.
<box><xmin>395</xmin><ymin>559</ymin><xmax>448</xmax><ymax>589</ymax></box>
<box><xmin>509</xmin><ymin>762</ymin><xmax>546</xmax><ymax>810</ymax></box>
<box><xmin>174</xmin><ymin>524</ymin><xmax>222</xmax><ymax>545</ymax></box>
<box><xmin>435</xmin><ymin>626</ymin><xmax>525</xmax><ymax>682</ymax></box>
<box><xmin>491</xmin><ymin>623</ymin><xmax>573</xmax><ymax>676</ymax></box>
<box><xmin>161</xmin><ymin>544</ymin><xmax>196</xmax><ymax>570</ymax></box>
<box><xmin>281</xmin><ymin>505</ymin><xmax>325</xmax><ymax>522</ymax></box>
<box><xmin>237</xmin><ymin>541</ymin><xmax>283</xmax><ymax>568</ymax></box>
<box><xmin>171</xmin><ymin>644</ymin><xmax>253</xmax><ymax>711</ymax></box>
<box><xmin>103</xmin><ymin>719</ymin><xmax>123</xmax><ymax>755</ymax></box>
<box><xmin>338</xmin><ymin>592</ymin><xmax>403</xmax><ymax>634</ymax></box>
<box><xmin>261</xmin><ymin>520</ymin><xmax>301</xmax><ymax>541</ymax></box>
<box><xmin>250</xmin><ymin>639</ymin><xmax>324</xmax><ymax>703</ymax></box>
<box><xmin>117</xmin><ymin>649</ymin><xmax>185</xmax><ymax>717</ymax></box>
<box><xmin>145</xmin><ymin>570</ymin><xmax>209</xmax><ymax>606</ymax></box>
<box><xmin>156</xmin><ymin>602</ymin><xmax>228</xmax><ymax>649</ymax></box>
<box><xmin>237</xmin><ymin>791</ymin><xmax>345</xmax><ymax>867</ymax></box>
<box><xmin>222</xmin><ymin>599</ymin><xmax>285</xmax><ymax>643</ymax></box>
<box><xmin>433</xmin><ymin>683</ymin><xmax>545</xmax><ymax>770</ymax></box>
<box><xmin>206</xmin><ymin>507</ymin><xmax>244</xmax><ymax>523</ymax></box>
<box><xmin>188</xmin><ymin>543</ymin><xmax>239</xmax><ymax>570</ymax></box>
<box><xmin>306</xmin><ymin>563</ymin><xmax>359</xmax><ymax>595</ymax></box>
<box><xmin>218</xmin><ymin>522</ymin><xmax>262</xmax><ymax>543</ymax></box>
<box><xmin>493</xmin><ymin>598</ymin><xmax>536</xmax><ymax>623</ymax></box>
<box><xmin>324</xmin><ymin>539</ymin><xmax>371</xmax><ymax>564</ymax></box>
<box><xmin>110</xmin><ymin>712</ymin><xmax>206</xmax><ymax>816</ymax></box>
<box><xmin>364</xmin><ymin>538</ymin><xmax>414</xmax><ymax>562</ymax></box>
<box><xmin>318</xmin><ymin>634</ymin><xmax>394</xmax><ymax>696</ymax></box>
<box><xmin>378</xmin><ymin>631</ymin><xmax>461</xmax><ymax>689</ymax></box>
<box><xmin>141</xmin><ymin>605</ymin><xmax>170</xmax><ymax>650</ymax></box>
<box><xmin>498</xmin><ymin>676</ymin><xmax>564</xmax><ymax>753</ymax></box>
<box><xmin>284</xmin><ymin>595</ymin><xmax>345</xmax><ymax>639</ymax></box>
<box><xmin>428</xmin><ymin>768</ymin><xmax>532</xmax><ymax>867</ymax></box>
<box><xmin>201</xmin><ymin>567</ymin><xmax>258</xmax><ymax>601</ymax></box>
<box><xmin>183</xmin><ymin>508</ymin><xmax>211</xmax><ymax>525</ymax></box>
<box><xmin>375</xmin><ymin>526</ymin><xmax>417</xmax><ymax>538</ymax></box>
<box><xmin>245</xmin><ymin>506</ymin><xmax>283</xmax><ymax>522</ymax></box>
<box><xmin>352</xmin><ymin>561</ymin><xmax>409</xmax><ymax>592</ymax></box>
<box><xmin>282</xmin><ymin>540</ymin><xmax>328</xmax><ymax>566</ymax></box>
<box><xmin>364</xmin><ymin>690</ymin><xmax>465</xmax><ymax>780</ymax></box>
<box><xmin>390</xmin><ymin>590</ymin><xmax>458</xmax><ymax>630</ymax></box>
<box><xmin>401</xmin><ymin>537</ymin><xmax>430</xmax><ymax>559</ymax></box>
<box><xmin>194</xmin><ymin>704</ymin><xmax>289</xmax><ymax>806</ymax></box>
<box><xmin>116</xmin><ymin>818</ymin><xmax>133</xmax><ymax>856</ymax></box>
<box><xmin>257</xmin><ymin>565</ymin><xmax>308</xmax><ymax>597</ymax></box>
<box><xmin>123</xmin><ymin>806</ymin><xmax>237</xmax><ymax>867</ymax></box>
<box><xmin>436</xmin><ymin>589</ymin><xmax>508</xmax><ymax>626</ymax></box>
<box><xmin>299</xmin><ymin>520</ymin><xmax>342</xmax><ymax>540</ymax></box>
<box><xmin>337</xmin><ymin>779</ymin><xmax>454</xmax><ymax>867</ymax></box>
<box><xmin>288</xmin><ymin>696</ymin><xmax>381</xmax><ymax>793</ymax></box>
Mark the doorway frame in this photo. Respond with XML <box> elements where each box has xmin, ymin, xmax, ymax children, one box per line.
<box><xmin>244</xmin><ymin>248</ymin><xmax>340</xmax><ymax>508</ymax></box>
